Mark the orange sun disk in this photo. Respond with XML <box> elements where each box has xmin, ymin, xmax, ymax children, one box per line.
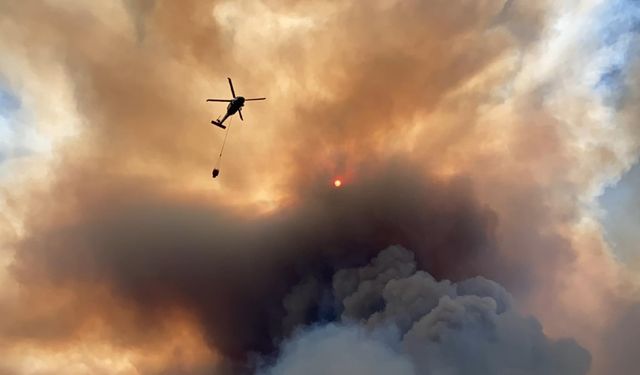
<box><xmin>333</xmin><ymin>179</ymin><xmax>342</xmax><ymax>188</ymax></box>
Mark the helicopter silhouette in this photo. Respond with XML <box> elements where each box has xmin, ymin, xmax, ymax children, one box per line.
<box><xmin>206</xmin><ymin>77</ymin><xmax>266</xmax><ymax>129</ymax></box>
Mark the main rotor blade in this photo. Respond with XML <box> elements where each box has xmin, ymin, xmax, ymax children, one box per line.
<box><xmin>238</xmin><ymin>108</ymin><xmax>244</xmax><ymax>121</ymax></box>
<box><xmin>244</xmin><ymin>97</ymin><xmax>266</xmax><ymax>101</ymax></box>
<box><xmin>228</xmin><ymin>77</ymin><xmax>237</xmax><ymax>98</ymax></box>
<box><xmin>206</xmin><ymin>99</ymin><xmax>233</xmax><ymax>102</ymax></box>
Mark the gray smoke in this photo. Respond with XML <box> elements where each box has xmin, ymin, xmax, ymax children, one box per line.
<box><xmin>264</xmin><ymin>246</ymin><xmax>591</xmax><ymax>375</ymax></box>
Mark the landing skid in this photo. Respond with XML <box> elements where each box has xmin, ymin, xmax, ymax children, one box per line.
<box><xmin>211</xmin><ymin>120</ymin><xmax>226</xmax><ymax>129</ymax></box>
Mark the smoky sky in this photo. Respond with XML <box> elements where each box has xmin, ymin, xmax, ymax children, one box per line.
<box><xmin>12</xmin><ymin>159</ymin><xmax>511</xmax><ymax>364</ymax></box>
<box><xmin>1</xmin><ymin>0</ymin><xmax>640</xmax><ymax>374</ymax></box>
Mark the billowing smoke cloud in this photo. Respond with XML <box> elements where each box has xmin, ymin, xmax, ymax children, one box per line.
<box><xmin>261</xmin><ymin>246</ymin><xmax>591</xmax><ymax>375</ymax></box>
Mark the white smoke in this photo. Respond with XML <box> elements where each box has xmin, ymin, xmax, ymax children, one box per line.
<box><xmin>260</xmin><ymin>324</ymin><xmax>415</xmax><ymax>375</ymax></box>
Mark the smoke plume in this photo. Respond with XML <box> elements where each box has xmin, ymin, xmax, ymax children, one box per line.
<box><xmin>261</xmin><ymin>246</ymin><xmax>591</xmax><ymax>375</ymax></box>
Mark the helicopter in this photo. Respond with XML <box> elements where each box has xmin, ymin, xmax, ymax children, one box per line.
<box><xmin>207</xmin><ymin>78</ymin><xmax>266</xmax><ymax>179</ymax></box>
<box><xmin>206</xmin><ymin>77</ymin><xmax>266</xmax><ymax>129</ymax></box>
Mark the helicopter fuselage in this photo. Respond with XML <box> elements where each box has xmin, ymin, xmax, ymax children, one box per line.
<box><xmin>226</xmin><ymin>96</ymin><xmax>245</xmax><ymax>116</ymax></box>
